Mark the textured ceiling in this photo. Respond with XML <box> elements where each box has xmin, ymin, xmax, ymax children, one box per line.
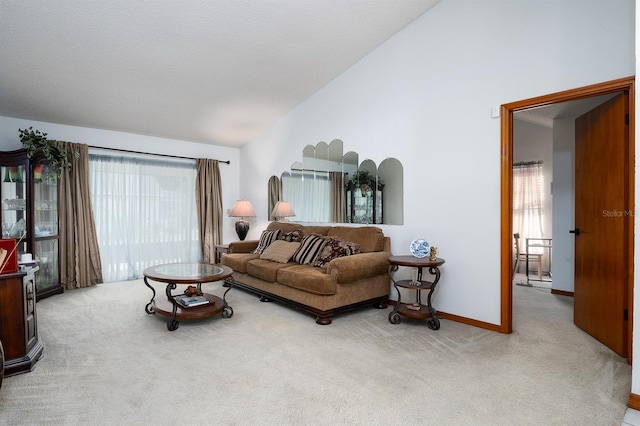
<box><xmin>515</xmin><ymin>93</ymin><xmax>619</xmax><ymax>128</ymax></box>
<box><xmin>0</xmin><ymin>0</ymin><xmax>439</xmax><ymax>147</ymax></box>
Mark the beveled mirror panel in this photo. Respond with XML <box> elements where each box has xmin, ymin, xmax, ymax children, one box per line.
<box><xmin>273</xmin><ymin>139</ymin><xmax>403</xmax><ymax>224</ymax></box>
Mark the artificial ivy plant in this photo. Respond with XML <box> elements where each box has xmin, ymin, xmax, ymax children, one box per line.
<box><xmin>18</xmin><ymin>127</ymin><xmax>77</xmax><ymax>175</ymax></box>
<box><xmin>346</xmin><ymin>169</ymin><xmax>384</xmax><ymax>193</ymax></box>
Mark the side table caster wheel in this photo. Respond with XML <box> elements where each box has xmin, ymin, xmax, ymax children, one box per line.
<box><xmin>222</xmin><ymin>307</ymin><xmax>234</xmax><ymax>318</ymax></box>
<box><xmin>389</xmin><ymin>312</ymin><xmax>401</xmax><ymax>324</ymax></box>
<box><xmin>167</xmin><ymin>319</ymin><xmax>179</xmax><ymax>331</ymax></box>
<box><xmin>427</xmin><ymin>318</ymin><xmax>440</xmax><ymax>330</ymax></box>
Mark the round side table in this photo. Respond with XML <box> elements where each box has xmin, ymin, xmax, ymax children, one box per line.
<box><xmin>387</xmin><ymin>255</ymin><xmax>445</xmax><ymax>330</ymax></box>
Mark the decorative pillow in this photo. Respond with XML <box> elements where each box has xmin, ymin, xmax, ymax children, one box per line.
<box><xmin>253</xmin><ymin>229</ymin><xmax>282</xmax><ymax>254</ymax></box>
<box><xmin>280</xmin><ymin>230</ymin><xmax>303</xmax><ymax>243</ymax></box>
<box><xmin>312</xmin><ymin>236</ymin><xmax>361</xmax><ymax>269</ymax></box>
<box><xmin>260</xmin><ymin>240</ymin><xmax>301</xmax><ymax>263</ymax></box>
<box><xmin>292</xmin><ymin>234</ymin><xmax>326</xmax><ymax>265</ymax></box>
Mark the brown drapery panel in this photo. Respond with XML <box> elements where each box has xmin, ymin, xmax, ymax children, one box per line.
<box><xmin>195</xmin><ymin>159</ymin><xmax>222</xmax><ymax>263</ymax></box>
<box><xmin>267</xmin><ymin>175</ymin><xmax>282</xmax><ymax>221</ymax></box>
<box><xmin>330</xmin><ymin>172</ymin><xmax>346</xmax><ymax>223</ymax></box>
<box><xmin>58</xmin><ymin>142</ymin><xmax>103</xmax><ymax>289</ymax></box>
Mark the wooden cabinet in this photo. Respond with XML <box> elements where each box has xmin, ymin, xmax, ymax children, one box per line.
<box><xmin>0</xmin><ymin>270</ymin><xmax>43</xmax><ymax>376</ymax></box>
<box><xmin>1</xmin><ymin>149</ymin><xmax>62</xmax><ymax>300</ymax></box>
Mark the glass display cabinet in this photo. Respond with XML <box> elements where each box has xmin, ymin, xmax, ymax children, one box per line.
<box><xmin>1</xmin><ymin>149</ymin><xmax>62</xmax><ymax>300</ymax></box>
<box><xmin>346</xmin><ymin>187</ymin><xmax>382</xmax><ymax>224</ymax></box>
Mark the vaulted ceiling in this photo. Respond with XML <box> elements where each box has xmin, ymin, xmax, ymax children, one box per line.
<box><xmin>0</xmin><ymin>1</ymin><xmax>440</xmax><ymax>147</ymax></box>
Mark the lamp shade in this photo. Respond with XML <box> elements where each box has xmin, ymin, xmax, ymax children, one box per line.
<box><xmin>229</xmin><ymin>200</ymin><xmax>256</xmax><ymax>218</ymax></box>
<box><xmin>271</xmin><ymin>201</ymin><xmax>296</xmax><ymax>220</ymax></box>
<box><xmin>229</xmin><ymin>200</ymin><xmax>256</xmax><ymax>241</ymax></box>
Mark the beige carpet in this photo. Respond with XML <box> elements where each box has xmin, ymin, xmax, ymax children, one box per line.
<box><xmin>0</xmin><ymin>277</ymin><xmax>631</xmax><ymax>425</ymax></box>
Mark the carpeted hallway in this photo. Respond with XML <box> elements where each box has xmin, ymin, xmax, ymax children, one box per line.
<box><xmin>0</xmin><ymin>277</ymin><xmax>632</xmax><ymax>425</ymax></box>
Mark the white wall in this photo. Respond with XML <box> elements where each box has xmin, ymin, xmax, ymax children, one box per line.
<box><xmin>0</xmin><ymin>116</ymin><xmax>243</xmax><ymax>243</ymax></box>
<box><xmin>552</xmin><ymin>117</ymin><xmax>576</xmax><ymax>294</ymax></box>
<box><xmin>239</xmin><ymin>0</ymin><xmax>634</xmax><ymax>325</ymax></box>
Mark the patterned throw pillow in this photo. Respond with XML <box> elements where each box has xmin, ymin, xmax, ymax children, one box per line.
<box><xmin>312</xmin><ymin>236</ymin><xmax>361</xmax><ymax>269</ymax></box>
<box><xmin>292</xmin><ymin>234</ymin><xmax>326</xmax><ymax>265</ymax></box>
<box><xmin>253</xmin><ymin>229</ymin><xmax>282</xmax><ymax>254</ymax></box>
<box><xmin>280</xmin><ymin>230</ymin><xmax>303</xmax><ymax>243</ymax></box>
<box><xmin>260</xmin><ymin>240</ymin><xmax>301</xmax><ymax>263</ymax></box>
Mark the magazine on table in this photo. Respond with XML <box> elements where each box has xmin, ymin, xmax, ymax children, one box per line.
<box><xmin>174</xmin><ymin>295</ymin><xmax>210</xmax><ymax>307</ymax></box>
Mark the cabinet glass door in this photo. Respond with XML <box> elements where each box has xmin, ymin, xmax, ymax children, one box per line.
<box><xmin>33</xmin><ymin>161</ymin><xmax>59</xmax><ymax>292</ymax></box>
<box><xmin>1</xmin><ymin>164</ymin><xmax>28</xmax><ymax>255</ymax></box>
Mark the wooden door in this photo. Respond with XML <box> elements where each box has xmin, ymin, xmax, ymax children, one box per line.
<box><xmin>574</xmin><ymin>92</ymin><xmax>629</xmax><ymax>357</ymax></box>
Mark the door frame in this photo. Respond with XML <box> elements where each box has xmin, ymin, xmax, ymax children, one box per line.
<box><xmin>499</xmin><ymin>76</ymin><xmax>635</xmax><ymax>359</ymax></box>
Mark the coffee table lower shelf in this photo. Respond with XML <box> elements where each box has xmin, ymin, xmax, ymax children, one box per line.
<box><xmin>151</xmin><ymin>293</ymin><xmax>232</xmax><ymax>330</ymax></box>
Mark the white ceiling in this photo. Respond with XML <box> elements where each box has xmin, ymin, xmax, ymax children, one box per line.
<box><xmin>0</xmin><ymin>0</ymin><xmax>439</xmax><ymax>147</ymax></box>
<box><xmin>515</xmin><ymin>93</ymin><xmax>619</xmax><ymax>128</ymax></box>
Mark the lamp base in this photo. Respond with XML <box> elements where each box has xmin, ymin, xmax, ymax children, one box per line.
<box><xmin>235</xmin><ymin>219</ymin><xmax>250</xmax><ymax>241</ymax></box>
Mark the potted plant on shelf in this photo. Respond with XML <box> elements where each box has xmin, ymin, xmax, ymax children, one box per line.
<box><xmin>18</xmin><ymin>127</ymin><xmax>78</xmax><ymax>176</ymax></box>
<box><xmin>346</xmin><ymin>169</ymin><xmax>384</xmax><ymax>195</ymax></box>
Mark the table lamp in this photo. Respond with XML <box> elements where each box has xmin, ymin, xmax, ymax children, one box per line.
<box><xmin>229</xmin><ymin>200</ymin><xmax>256</xmax><ymax>241</ymax></box>
<box><xmin>271</xmin><ymin>201</ymin><xmax>296</xmax><ymax>221</ymax></box>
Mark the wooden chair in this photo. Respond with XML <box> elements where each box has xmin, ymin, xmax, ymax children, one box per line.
<box><xmin>512</xmin><ymin>233</ymin><xmax>542</xmax><ymax>280</ymax></box>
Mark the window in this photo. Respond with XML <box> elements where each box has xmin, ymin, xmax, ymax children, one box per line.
<box><xmin>513</xmin><ymin>161</ymin><xmax>545</xmax><ymax>254</ymax></box>
<box><xmin>89</xmin><ymin>152</ymin><xmax>199</xmax><ymax>282</ymax></box>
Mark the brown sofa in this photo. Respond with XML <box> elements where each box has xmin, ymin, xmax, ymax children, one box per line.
<box><xmin>221</xmin><ymin>222</ymin><xmax>391</xmax><ymax>324</ymax></box>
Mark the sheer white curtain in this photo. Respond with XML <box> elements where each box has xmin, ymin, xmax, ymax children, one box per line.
<box><xmin>513</xmin><ymin>161</ymin><xmax>545</xmax><ymax>254</ymax></box>
<box><xmin>282</xmin><ymin>171</ymin><xmax>330</xmax><ymax>222</ymax></box>
<box><xmin>89</xmin><ymin>153</ymin><xmax>199</xmax><ymax>282</ymax></box>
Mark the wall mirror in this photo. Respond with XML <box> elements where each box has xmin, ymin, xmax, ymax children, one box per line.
<box><xmin>271</xmin><ymin>139</ymin><xmax>403</xmax><ymax>224</ymax></box>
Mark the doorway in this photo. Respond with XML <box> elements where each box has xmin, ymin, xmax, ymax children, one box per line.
<box><xmin>499</xmin><ymin>77</ymin><xmax>635</xmax><ymax>360</ymax></box>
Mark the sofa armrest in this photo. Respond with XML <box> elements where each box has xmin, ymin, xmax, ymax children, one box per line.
<box><xmin>228</xmin><ymin>240</ymin><xmax>259</xmax><ymax>254</ymax></box>
<box><xmin>327</xmin><ymin>251</ymin><xmax>391</xmax><ymax>283</ymax></box>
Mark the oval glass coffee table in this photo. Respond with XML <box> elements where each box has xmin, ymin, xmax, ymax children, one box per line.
<box><xmin>143</xmin><ymin>263</ymin><xmax>234</xmax><ymax>331</ymax></box>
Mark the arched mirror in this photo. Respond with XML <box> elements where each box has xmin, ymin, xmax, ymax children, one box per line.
<box><xmin>271</xmin><ymin>139</ymin><xmax>403</xmax><ymax>224</ymax></box>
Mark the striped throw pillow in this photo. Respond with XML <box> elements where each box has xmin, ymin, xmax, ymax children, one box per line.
<box><xmin>253</xmin><ymin>229</ymin><xmax>282</xmax><ymax>254</ymax></box>
<box><xmin>292</xmin><ymin>234</ymin><xmax>326</xmax><ymax>265</ymax></box>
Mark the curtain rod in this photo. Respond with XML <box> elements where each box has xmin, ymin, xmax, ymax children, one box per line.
<box><xmin>88</xmin><ymin>145</ymin><xmax>230</xmax><ymax>164</ymax></box>
<box><xmin>290</xmin><ymin>168</ymin><xmax>347</xmax><ymax>173</ymax></box>
<box><xmin>513</xmin><ymin>160</ymin><xmax>543</xmax><ymax>167</ymax></box>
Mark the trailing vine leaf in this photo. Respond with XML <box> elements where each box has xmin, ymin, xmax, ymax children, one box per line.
<box><xmin>18</xmin><ymin>127</ymin><xmax>79</xmax><ymax>176</ymax></box>
<box><xmin>346</xmin><ymin>169</ymin><xmax>384</xmax><ymax>191</ymax></box>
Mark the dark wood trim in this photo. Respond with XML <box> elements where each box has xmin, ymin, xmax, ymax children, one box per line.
<box><xmin>628</xmin><ymin>393</ymin><xmax>640</xmax><ymax>410</ymax></box>
<box><xmin>500</xmin><ymin>104</ymin><xmax>514</xmax><ymax>334</ymax></box>
<box><xmin>228</xmin><ymin>278</ymin><xmax>388</xmax><ymax>325</ymax></box>
<box><xmin>500</xmin><ymin>77</ymin><xmax>635</xmax><ymax>345</ymax></box>
<box><xmin>388</xmin><ymin>301</ymin><xmax>504</xmax><ymax>332</ymax></box>
<box><xmin>438</xmin><ymin>311</ymin><xmax>504</xmax><ymax>333</ymax></box>
<box><xmin>550</xmin><ymin>289</ymin><xmax>574</xmax><ymax>297</ymax></box>
<box><xmin>627</xmin><ymin>81</ymin><xmax>636</xmax><ymax>365</ymax></box>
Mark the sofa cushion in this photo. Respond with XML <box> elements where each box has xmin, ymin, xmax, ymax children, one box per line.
<box><xmin>246</xmin><ymin>258</ymin><xmax>294</xmax><ymax>282</ymax></box>
<box><xmin>253</xmin><ymin>229</ymin><xmax>282</xmax><ymax>254</ymax></box>
<box><xmin>260</xmin><ymin>240</ymin><xmax>301</xmax><ymax>263</ymax></box>
<box><xmin>280</xmin><ymin>230</ymin><xmax>303</xmax><ymax>243</ymax></box>
<box><xmin>301</xmin><ymin>226</ymin><xmax>330</xmax><ymax>236</ymax></box>
<box><xmin>327</xmin><ymin>226</ymin><xmax>384</xmax><ymax>253</ymax></box>
<box><xmin>220</xmin><ymin>253</ymin><xmax>260</xmax><ymax>274</ymax></box>
<box><xmin>292</xmin><ymin>234</ymin><xmax>326</xmax><ymax>265</ymax></box>
<box><xmin>266</xmin><ymin>222</ymin><xmax>302</xmax><ymax>234</ymax></box>
<box><xmin>312</xmin><ymin>236</ymin><xmax>361</xmax><ymax>269</ymax></box>
<box><xmin>277</xmin><ymin>264</ymin><xmax>337</xmax><ymax>295</ymax></box>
